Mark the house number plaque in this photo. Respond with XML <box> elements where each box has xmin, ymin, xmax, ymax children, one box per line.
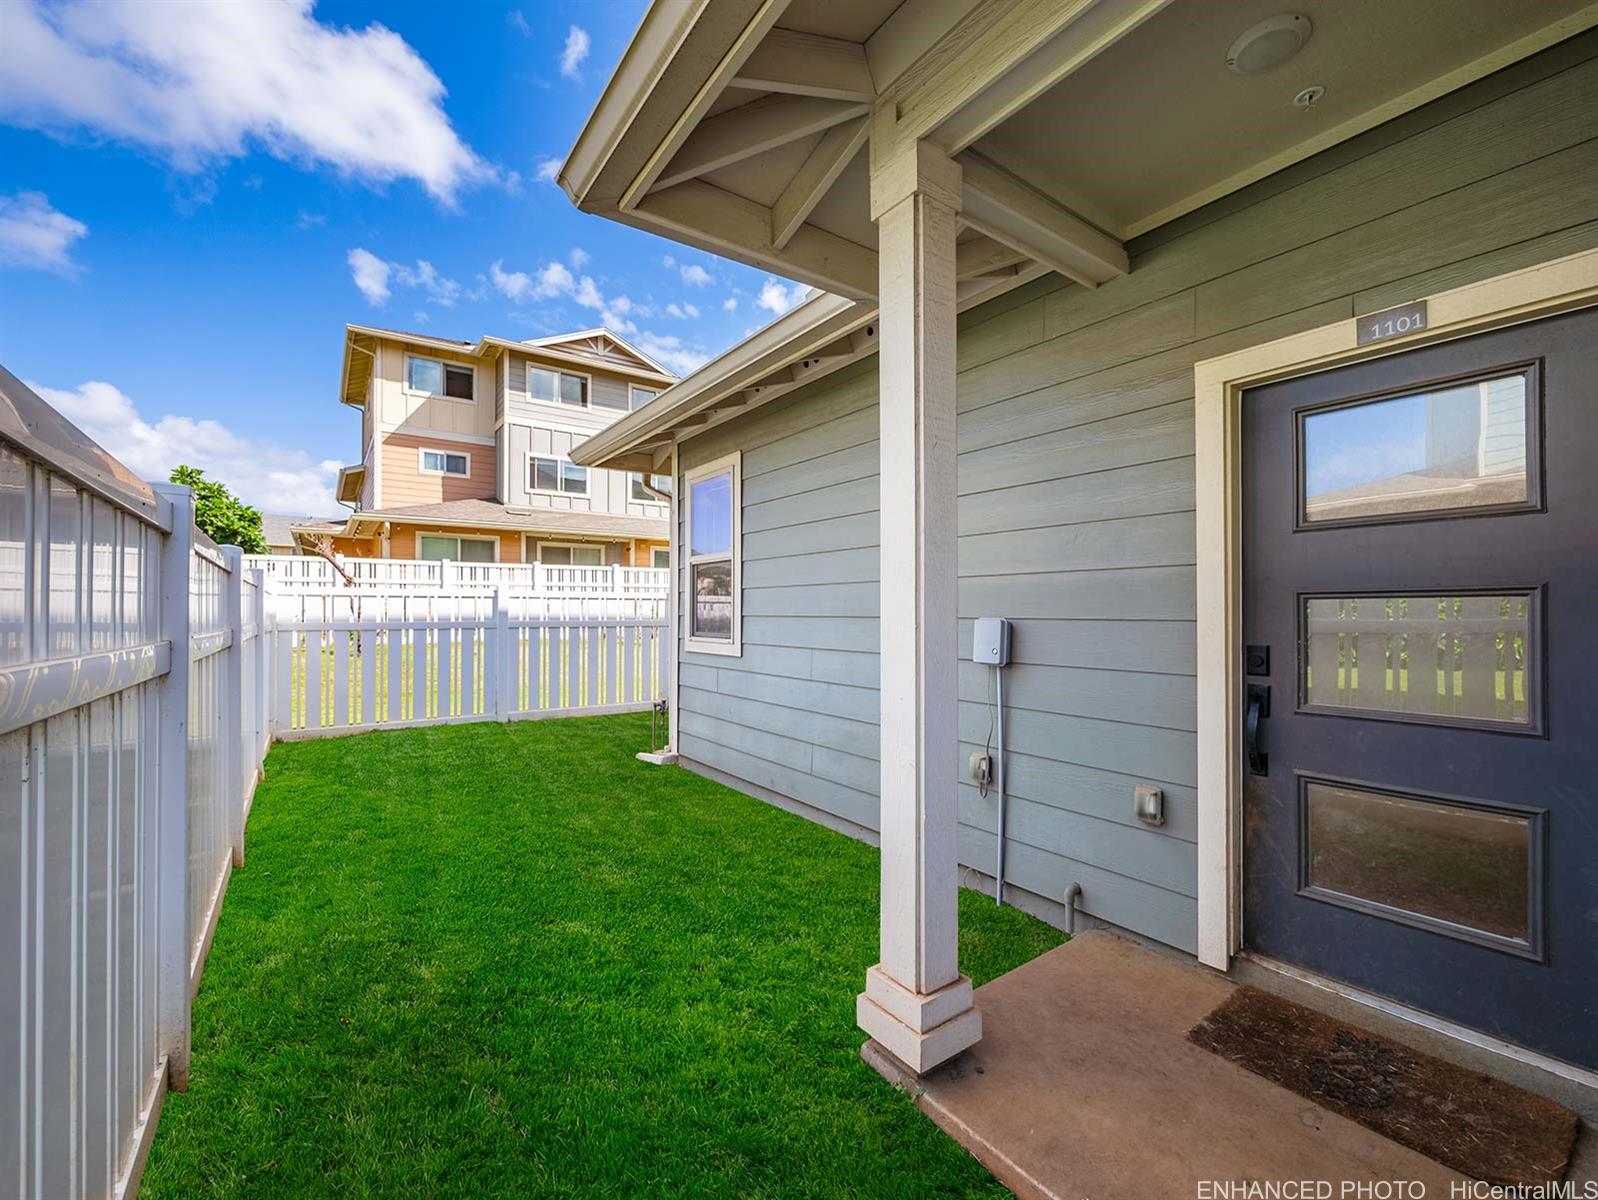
<box><xmin>1357</xmin><ymin>300</ymin><xmax>1428</xmax><ymax>345</ymax></box>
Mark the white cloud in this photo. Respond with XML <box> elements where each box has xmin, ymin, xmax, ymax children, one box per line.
<box><xmin>0</xmin><ymin>0</ymin><xmax>497</xmax><ymax>204</ymax></box>
<box><xmin>489</xmin><ymin>259</ymin><xmax>532</xmax><ymax>302</ymax></box>
<box><xmin>662</xmin><ymin>254</ymin><xmax>675</xmax><ymax>268</ymax></box>
<box><xmin>0</xmin><ymin>190</ymin><xmax>87</xmax><ymax>274</ymax></box>
<box><xmin>348</xmin><ymin>247</ymin><xmax>459</xmax><ymax>306</ymax></box>
<box><xmin>756</xmin><ymin>276</ymin><xmax>811</xmax><ymax>315</ymax></box>
<box><xmin>568</xmin><ymin>247</ymin><xmax>589</xmax><ymax>268</ymax></box>
<box><xmin>294</xmin><ymin>208</ymin><xmax>327</xmax><ymax>229</ymax></box>
<box><xmin>32</xmin><ymin>379</ymin><xmax>341</xmax><ymax>514</ymax></box>
<box><xmin>534</xmin><ymin>156</ymin><xmax>562</xmax><ymax>183</ymax></box>
<box><xmin>559</xmin><ymin>25</ymin><xmax>591</xmax><ymax>80</ymax></box>
<box><xmin>633</xmin><ymin>332</ymin><xmax>709</xmax><ymax>378</ymax></box>
<box><xmin>347</xmin><ymin>247</ymin><xmax>390</xmax><ymax>304</ymax></box>
<box><xmin>679</xmin><ymin>263</ymin><xmax>712</xmax><ymax>287</ymax></box>
<box><xmin>722</xmin><ymin>296</ymin><xmax>737</xmax><ymax>313</ymax></box>
<box><xmin>394</xmin><ymin>259</ymin><xmax>459</xmax><ymax>306</ymax></box>
<box><xmin>537</xmin><ymin>261</ymin><xmax>575</xmax><ymax>297</ymax></box>
<box><xmin>507</xmin><ymin>9</ymin><xmax>531</xmax><ymax>36</ymax></box>
<box><xmin>497</xmin><ymin>253</ymin><xmax>710</xmax><ymax>372</ymax></box>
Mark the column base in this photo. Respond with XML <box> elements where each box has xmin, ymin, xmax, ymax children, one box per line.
<box><xmin>856</xmin><ymin>965</ymin><xmax>981</xmax><ymax>1075</ymax></box>
<box><xmin>635</xmin><ymin>749</ymin><xmax>679</xmax><ymax>765</ymax></box>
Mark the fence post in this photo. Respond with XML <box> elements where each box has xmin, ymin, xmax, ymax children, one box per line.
<box><xmin>152</xmin><ymin>481</ymin><xmax>194</xmax><ymax>1092</ymax></box>
<box><xmin>222</xmin><ymin>545</ymin><xmax>246</xmax><ymax>869</ymax></box>
<box><xmin>492</xmin><ymin>588</ymin><xmax>511</xmax><ymax>719</ymax></box>
<box><xmin>255</xmin><ymin>571</ymin><xmax>271</xmax><ymax>759</ymax></box>
<box><xmin>440</xmin><ymin>558</ymin><xmax>455</xmax><ymax>590</ymax></box>
<box><xmin>610</xmin><ymin>563</ymin><xmax>623</xmax><ymax>593</ymax></box>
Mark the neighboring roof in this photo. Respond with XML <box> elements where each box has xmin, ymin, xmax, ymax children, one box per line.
<box><xmin>340</xmin><ymin>498</ymin><xmax>668</xmax><ymax>541</ymax></box>
<box><xmin>260</xmin><ymin>513</ymin><xmax>309</xmax><ymax>546</ymax></box>
<box><xmin>262</xmin><ymin>514</ymin><xmax>345</xmax><ymax>549</ymax></box>
<box><xmin>340</xmin><ymin>323</ymin><xmax>678</xmax><ymax>407</ymax></box>
<box><xmin>521</xmin><ymin>328</ymin><xmax>672</xmax><ymax>376</ymax></box>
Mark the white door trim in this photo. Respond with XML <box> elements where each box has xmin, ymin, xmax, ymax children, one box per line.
<box><xmin>1192</xmin><ymin>246</ymin><xmax>1598</xmax><ymax>970</ymax></box>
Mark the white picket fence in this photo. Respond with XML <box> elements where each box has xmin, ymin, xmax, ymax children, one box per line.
<box><xmin>0</xmin><ymin>371</ymin><xmax>669</xmax><ymax>1200</ymax></box>
<box><xmin>246</xmin><ymin>554</ymin><xmax>669</xmax><ymax>598</ymax></box>
<box><xmin>270</xmin><ymin>591</ymin><xmax>667</xmax><ymax>739</ymax></box>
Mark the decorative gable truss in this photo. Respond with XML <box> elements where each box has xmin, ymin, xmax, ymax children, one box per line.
<box><xmin>523</xmin><ymin>329</ymin><xmax>672</xmax><ymax>377</ymax></box>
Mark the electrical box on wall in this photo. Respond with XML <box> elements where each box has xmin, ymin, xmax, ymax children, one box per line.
<box><xmin>973</xmin><ymin>617</ymin><xmax>1011</xmax><ymax>665</ymax></box>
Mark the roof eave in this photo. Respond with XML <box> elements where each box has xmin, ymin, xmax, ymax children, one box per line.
<box><xmin>570</xmin><ymin>291</ymin><xmax>868</xmax><ymax>469</ymax></box>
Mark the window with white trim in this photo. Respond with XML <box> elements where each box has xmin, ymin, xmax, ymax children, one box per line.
<box><xmin>529</xmin><ymin>456</ymin><xmax>588</xmax><ymax>495</ymax></box>
<box><xmin>629</xmin><ymin>385</ymin><xmax>659</xmax><ymax>411</ymax></box>
<box><xmin>535</xmin><ymin>541</ymin><xmax>604</xmax><ymax>566</ymax></box>
<box><xmin>529</xmin><ymin>366</ymin><xmax>588</xmax><ymax>407</ymax></box>
<box><xmin>407</xmin><ymin>355</ymin><xmax>474</xmax><ymax>400</ymax></box>
<box><xmin>419</xmin><ymin>447</ymin><xmax>469</xmax><ymax>476</ymax></box>
<box><xmin>417</xmin><ymin>534</ymin><xmax>496</xmax><ymax>562</ymax></box>
<box><xmin>630</xmin><ymin>472</ymin><xmax>671</xmax><ymax>501</ymax></box>
<box><xmin>685</xmin><ymin>453</ymin><xmax>740</xmax><ymax>654</ymax></box>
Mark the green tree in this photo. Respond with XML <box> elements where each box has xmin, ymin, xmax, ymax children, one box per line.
<box><xmin>169</xmin><ymin>465</ymin><xmax>268</xmax><ymax>553</ymax></box>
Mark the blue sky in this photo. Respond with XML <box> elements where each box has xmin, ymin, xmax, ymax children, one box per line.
<box><xmin>0</xmin><ymin>0</ymin><xmax>808</xmax><ymax>514</ymax></box>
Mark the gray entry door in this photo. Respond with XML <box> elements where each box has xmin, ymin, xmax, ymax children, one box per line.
<box><xmin>1240</xmin><ymin>307</ymin><xmax>1597</xmax><ymax>1069</ymax></box>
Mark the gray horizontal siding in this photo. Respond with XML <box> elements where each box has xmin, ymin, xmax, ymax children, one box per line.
<box><xmin>674</xmin><ymin>34</ymin><xmax>1598</xmax><ymax>953</ymax></box>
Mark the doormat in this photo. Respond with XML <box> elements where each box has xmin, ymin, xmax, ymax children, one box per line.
<box><xmin>1187</xmin><ymin>986</ymin><xmax>1579</xmax><ymax>1186</ymax></box>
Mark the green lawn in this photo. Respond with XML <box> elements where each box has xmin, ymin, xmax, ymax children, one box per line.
<box><xmin>143</xmin><ymin>714</ymin><xmax>1063</xmax><ymax>1199</ymax></box>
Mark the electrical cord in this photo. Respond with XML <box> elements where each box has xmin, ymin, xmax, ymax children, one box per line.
<box><xmin>978</xmin><ymin>664</ymin><xmax>995</xmax><ymax>797</ymax></box>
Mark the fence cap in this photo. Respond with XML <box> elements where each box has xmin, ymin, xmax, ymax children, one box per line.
<box><xmin>0</xmin><ymin>363</ymin><xmax>164</xmax><ymax>525</ymax></box>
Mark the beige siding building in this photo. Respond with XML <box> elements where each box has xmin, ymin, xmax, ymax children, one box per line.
<box><xmin>298</xmin><ymin>325</ymin><xmax>676</xmax><ymax>566</ymax></box>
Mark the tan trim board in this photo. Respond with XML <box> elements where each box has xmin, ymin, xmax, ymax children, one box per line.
<box><xmin>1192</xmin><ymin>245</ymin><xmax>1598</xmax><ymax>970</ymax></box>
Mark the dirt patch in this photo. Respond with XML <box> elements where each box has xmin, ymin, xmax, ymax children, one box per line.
<box><xmin>1189</xmin><ymin>986</ymin><xmax>1578</xmax><ymax>1186</ymax></box>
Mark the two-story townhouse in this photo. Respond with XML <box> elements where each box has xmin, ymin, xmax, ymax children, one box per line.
<box><xmin>290</xmin><ymin>325</ymin><xmax>676</xmax><ymax>566</ymax></box>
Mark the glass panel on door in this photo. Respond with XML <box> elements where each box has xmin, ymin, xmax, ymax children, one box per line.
<box><xmin>1301</xmin><ymin>592</ymin><xmax>1536</xmax><ymax>729</ymax></box>
<box><xmin>1299</xmin><ymin>368</ymin><xmax>1535</xmax><ymax>525</ymax></box>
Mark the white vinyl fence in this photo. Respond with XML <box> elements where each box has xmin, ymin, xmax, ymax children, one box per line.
<box><xmin>246</xmin><ymin>554</ymin><xmax>668</xmax><ymax>598</ymax></box>
<box><xmin>1</xmin><ymin>371</ymin><xmax>668</xmax><ymax>1199</ymax></box>
<box><xmin>270</xmin><ymin>590</ymin><xmax>667</xmax><ymax>739</ymax></box>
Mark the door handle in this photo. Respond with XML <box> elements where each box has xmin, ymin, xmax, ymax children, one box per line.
<box><xmin>1245</xmin><ymin>684</ymin><xmax>1270</xmax><ymax>776</ymax></box>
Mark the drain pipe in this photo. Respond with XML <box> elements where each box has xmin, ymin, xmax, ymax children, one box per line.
<box><xmin>1063</xmin><ymin>882</ymin><xmax>1082</xmax><ymax>935</ymax></box>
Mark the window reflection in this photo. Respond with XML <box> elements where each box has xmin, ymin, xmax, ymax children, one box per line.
<box><xmin>1301</xmin><ymin>372</ymin><xmax>1529</xmax><ymax>523</ymax></box>
<box><xmin>1302</xmin><ymin>593</ymin><xmax>1532</xmax><ymax>726</ymax></box>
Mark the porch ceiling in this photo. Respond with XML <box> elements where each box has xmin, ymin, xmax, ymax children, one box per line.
<box><xmin>564</xmin><ymin>0</ymin><xmax>1596</xmax><ymax>300</ymax></box>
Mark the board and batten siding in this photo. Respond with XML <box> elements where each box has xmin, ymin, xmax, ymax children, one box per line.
<box><xmin>673</xmin><ymin>33</ymin><xmax>1598</xmax><ymax>954</ymax></box>
<box><xmin>500</xmin><ymin>421</ymin><xmax>671</xmax><ymax>522</ymax></box>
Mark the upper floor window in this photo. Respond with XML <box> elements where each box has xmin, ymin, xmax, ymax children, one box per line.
<box><xmin>407</xmin><ymin>355</ymin><xmax>474</xmax><ymax>401</ymax></box>
<box><xmin>530</xmin><ymin>366</ymin><xmax>588</xmax><ymax>407</ymax></box>
<box><xmin>629</xmin><ymin>386</ymin><xmax>659</xmax><ymax>412</ymax></box>
<box><xmin>419</xmin><ymin>448</ymin><xmax>469</xmax><ymax>477</ymax></box>
<box><xmin>530</xmin><ymin>456</ymin><xmax>588</xmax><ymax>495</ymax></box>
<box><xmin>630</xmin><ymin>472</ymin><xmax>672</xmax><ymax>501</ymax></box>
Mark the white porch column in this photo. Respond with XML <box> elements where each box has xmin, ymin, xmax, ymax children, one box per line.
<box><xmin>856</xmin><ymin>137</ymin><xmax>980</xmax><ymax>1074</ymax></box>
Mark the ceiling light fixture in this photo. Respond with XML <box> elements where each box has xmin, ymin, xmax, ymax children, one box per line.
<box><xmin>1227</xmin><ymin>14</ymin><xmax>1313</xmax><ymax>76</ymax></box>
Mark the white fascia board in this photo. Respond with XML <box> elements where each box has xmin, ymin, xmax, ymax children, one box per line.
<box><xmin>569</xmin><ymin>292</ymin><xmax>868</xmax><ymax>467</ymax></box>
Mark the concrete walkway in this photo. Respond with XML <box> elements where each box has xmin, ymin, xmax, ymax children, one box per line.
<box><xmin>865</xmin><ymin>932</ymin><xmax>1466</xmax><ymax>1200</ymax></box>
